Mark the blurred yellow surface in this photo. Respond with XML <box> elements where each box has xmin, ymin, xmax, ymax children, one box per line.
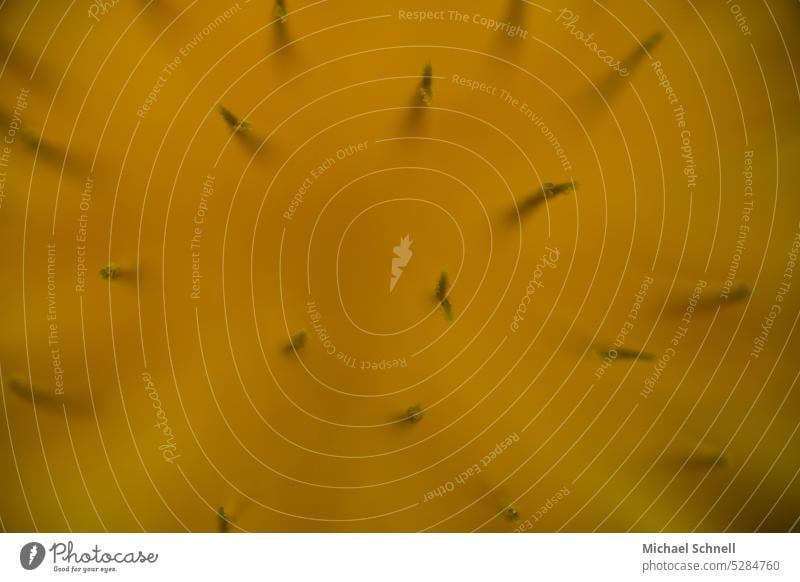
<box><xmin>0</xmin><ymin>0</ymin><xmax>799</xmax><ymax>532</ymax></box>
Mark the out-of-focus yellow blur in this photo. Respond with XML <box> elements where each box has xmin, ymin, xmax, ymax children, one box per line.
<box><xmin>1</xmin><ymin>0</ymin><xmax>799</xmax><ymax>532</ymax></box>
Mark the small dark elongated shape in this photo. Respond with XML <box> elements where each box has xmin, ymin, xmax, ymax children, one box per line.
<box><xmin>19</xmin><ymin>129</ymin><xmax>42</xmax><ymax>150</ymax></box>
<box><xmin>506</xmin><ymin>0</ymin><xmax>525</xmax><ymax>26</ymax></box>
<box><xmin>5</xmin><ymin>377</ymin><xmax>60</xmax><ymax>406</ymax></box>
<box><xmin>404</xmin><ymin>404</ymin><xmax>424</xmax><ymax>423</ymax></box>
<box><xmin>515</xmin><ymin>180</ymin><xmax>578</xmax><ymax>218</ymax></box>
<box><xmin>686</xmin><ymin>282</ymin><xmax>750</xmax><ymax>311</ymax></box>
<box><xmin>723</xmin><ymin>283</ymin><xmax>750</xmax><ymax>303</ymax></box>
<box><xmin>99</xmin><ymin>264</ymin><xmax>120</xmax><ymax>280</ymax></box>
<box><xmin>638</xmin><ymin>32</ymin><xmax>663</xmax><ymax>55</ymax></box>
<box><xmin>685</xmin><ymin>445</ymin><xmax>728</xmax><ymax>469</ymax></box>
<box><xmin>419</xmin><ymin>60</ymin><xmax>433</xmax><ymax>105</ymax></box>
<box><xmin>436</xmin><ymin>270</ymin><xmax>453</xmax><ymax>320</ymax></box>
<box><xmin>218</xmin><ymin>105</ymin><xmax>251</xmax><ymax>133</ymax></box>
<box><xmin>504</xmin><ymin>506</ymin><xmax>520</xmax><ymax>521</ymax></box>
<box><xmin>217</xmin><ymin>507</ymin><xmax>231</xmax><ymax>533</ymax></box>
<box><xmin>275</xmin><ymin>0</ymin><xmax>288</xmax><ymax>23</ymax></box>
<box><xmin>592</xmin><ymin>32</ymin><xmax>663</xmax><ymax>105</ymax></box>
<box><xmin>7</xmin><ymin>378</ymin><xmax>35</xmax><ymax>401</ymax></box>
<box><xmin>285</xmin><ymin>330</ymin><xmax>307</xmax><ymax>352</ymax></box>
<box><xmin>621</xmin><ymin>32</ymin><xmax>663</xmax><ymax>73</ymax></box>
<box><xmin>541</xmin><ymin>181</ymin><xmax>577</xmax><ymax>198</ymax></box>
<box><xmin>19</xmin><ymin>129</ymin><xmax>67</xmax><ymax>165</ymax></box>
<box><xmin>595</xmin><ymin>346</ymin><xmax>655</xmax><ymax>361</ymax></box>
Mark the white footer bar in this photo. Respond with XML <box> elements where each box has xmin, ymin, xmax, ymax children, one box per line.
<box><xmin>1</xmin><ymin>533</ymin><xmax>797</xmax><ymax>581</ymax></box>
